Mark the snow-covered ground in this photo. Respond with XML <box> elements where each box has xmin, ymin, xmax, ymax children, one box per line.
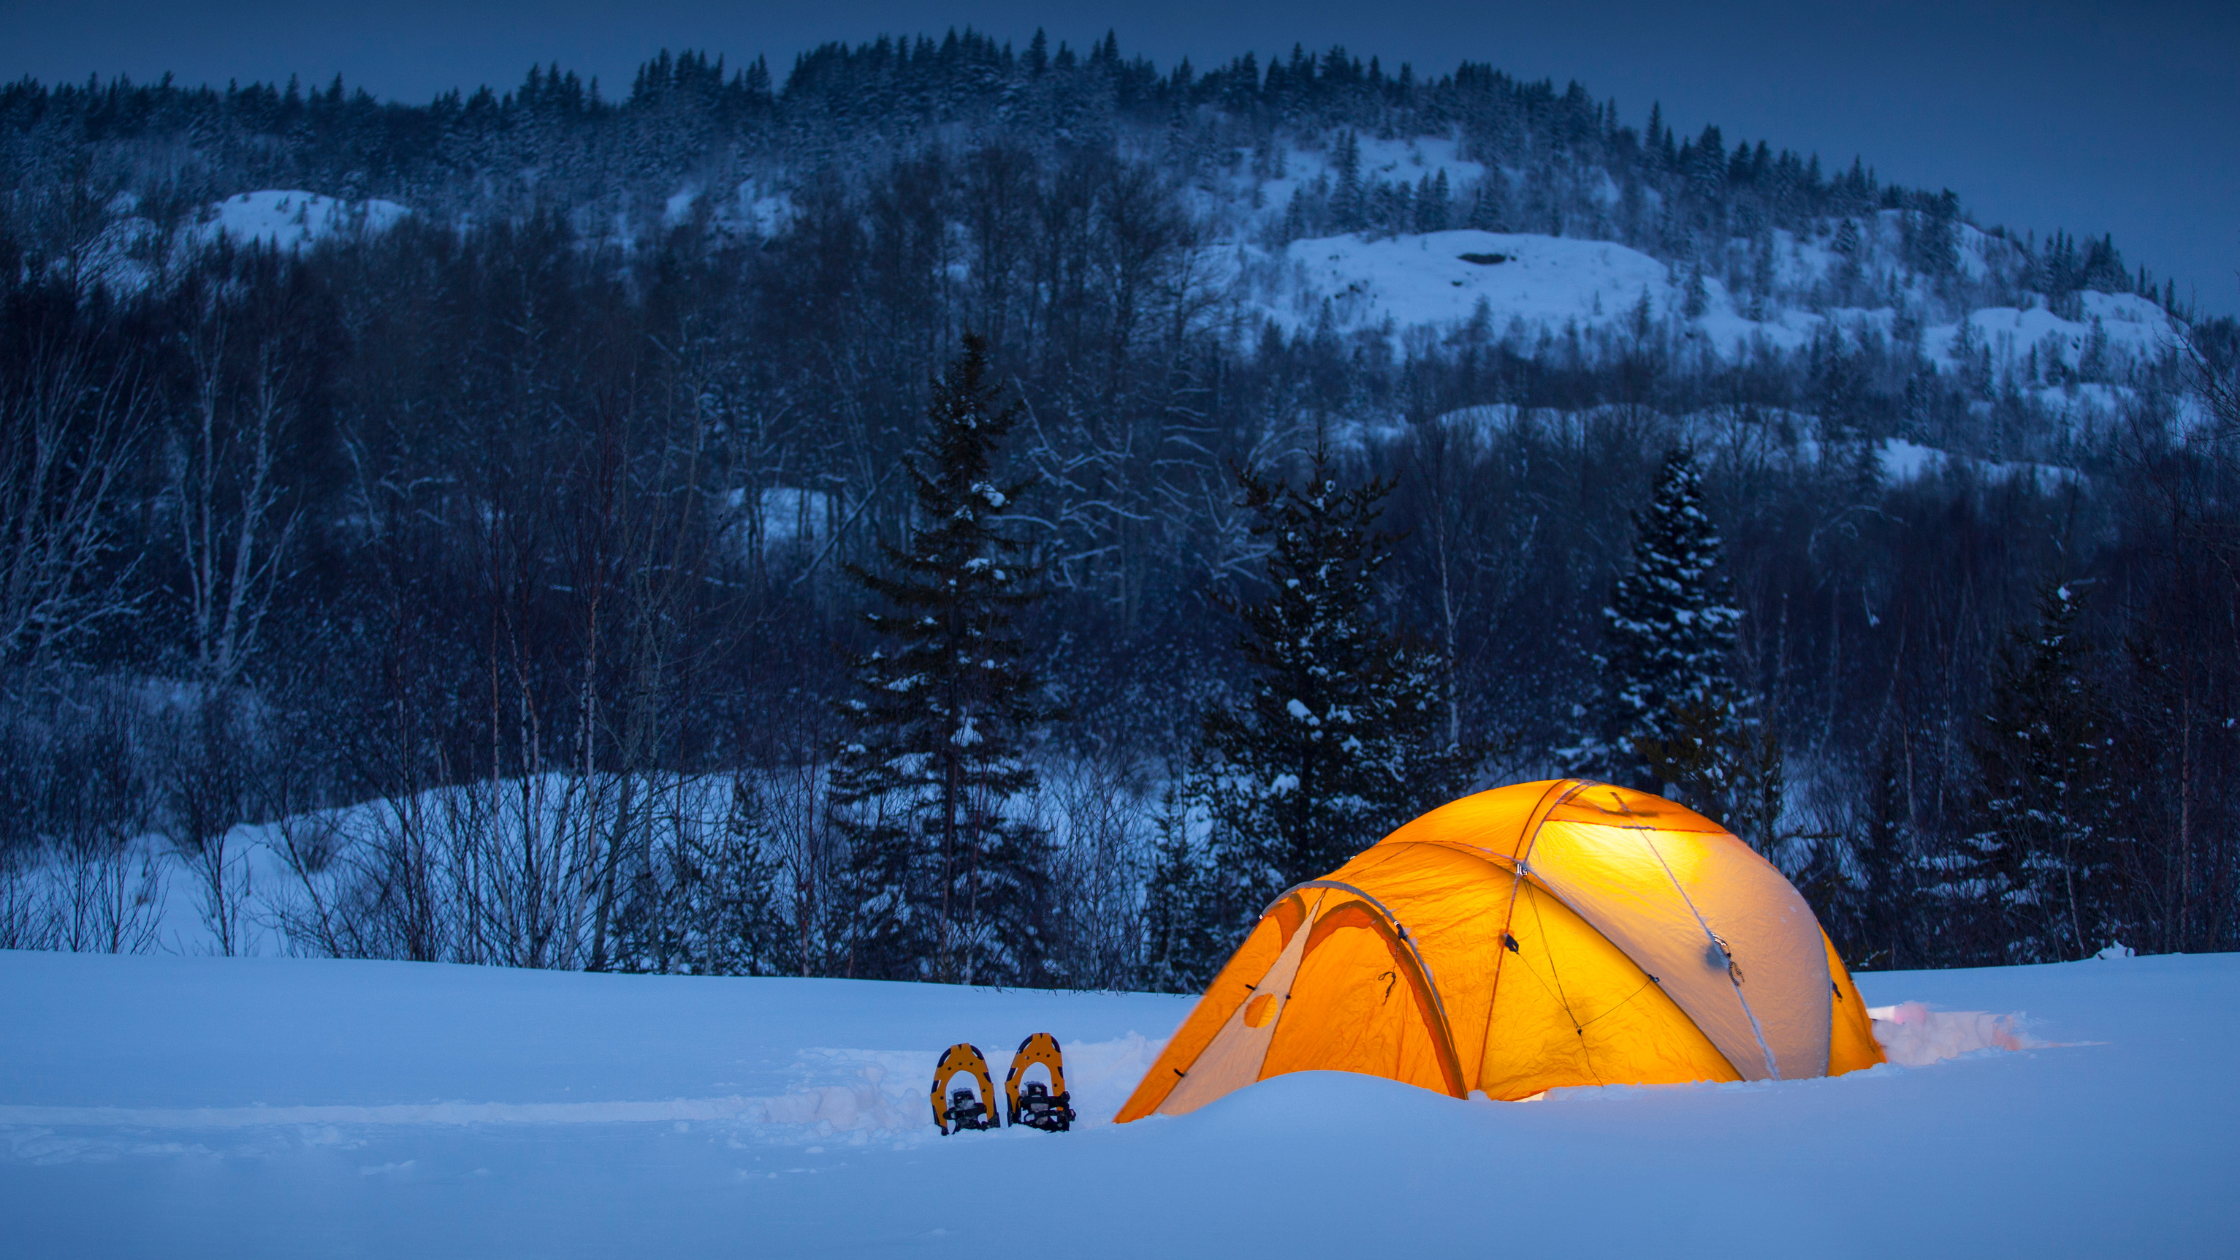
<box><xmin>3</xmin><ymin>949</ymin><xmax>2234</xmax><ymax>1257</ymax></box>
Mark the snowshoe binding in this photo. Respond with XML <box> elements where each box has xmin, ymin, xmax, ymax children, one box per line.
<box><xmin>931</xmin><ymin>1043</ymin><xmax>999</xmax><ymax>1135</ymax></box>
<box><xmin>1003</xmin><ymin>1032</ymin><xmax>1077</xmax><ymax>1133</ymax></box>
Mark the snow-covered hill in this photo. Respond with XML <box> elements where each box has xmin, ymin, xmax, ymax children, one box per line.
<box><xmin>4</xmin><ymin>949</ymin><xmax>2233</xmax><ymax>1257</ymax></box>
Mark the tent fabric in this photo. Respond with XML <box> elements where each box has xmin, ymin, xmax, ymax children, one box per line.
<box><xmin>1116</xmin><ymin>779</ymin><xmax>1883</xmax><ymax>1121</ymax></box>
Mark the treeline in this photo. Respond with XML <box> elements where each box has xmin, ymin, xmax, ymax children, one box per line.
<box><xmin>1</xmin><ymin>33</ymin><xmax>2191</xmax><ymax>319</ymax></box>
<box><xmin>0</xmin><ymin>36</ymin><xmax>2234</xmax><ymax>981</ymax></box>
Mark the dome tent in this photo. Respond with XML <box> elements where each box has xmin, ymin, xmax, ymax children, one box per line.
<box><xmin>1116</xmin><ymin>779</ymin><xmax>1883</xmax><ymax>1121</ymax></box>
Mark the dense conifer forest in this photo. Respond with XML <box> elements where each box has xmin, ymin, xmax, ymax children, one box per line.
<box><xmin>2</xmin><ymin>31</ymin><xmax>2235</xmax><ymax>982</ymax></box>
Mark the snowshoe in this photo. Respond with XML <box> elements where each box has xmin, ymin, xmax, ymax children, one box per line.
<box><xmin>1003</xmin><ymin>1032</ymin><xmax>1077</xmax><ymax>1132</ymax></box>
<box><xmin>930</xmin><ymin>1043</ymin><xmax>999</xmax><ymax>1135</ymax></box>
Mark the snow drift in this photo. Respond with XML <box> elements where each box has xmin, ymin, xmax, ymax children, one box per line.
<box><xmin>1869</xmin><ymin>1001</ymin><xmax>2045</xmax><ymax>1066</ymax></box>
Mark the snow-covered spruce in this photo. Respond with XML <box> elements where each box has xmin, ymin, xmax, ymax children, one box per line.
<box><xmin>1147</xmin><ymin>447</ymin><xmax>1473</xmax><ymax>990</ymax></box>
<box><xmin>1573</xmin><ymin>446</ymin><xmax>1780</xmax><ymax>853</ymax></box>
<box><xmin>829</xmin><ymin>334</ymin><xmax>1055</xmax><ymax>988</ymax></box>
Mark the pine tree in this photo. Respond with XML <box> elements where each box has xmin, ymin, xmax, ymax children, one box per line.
<box><xmin>1832</xmin><ymin>217</ymin><xmax>1862</xmax><ymax>258</ymax></box>
<box><xmin>1629</xmin><ymin>286</ymin><xmax>1657</xmax><ymax>341</ymax></box>
<box><xmin>1682</xmin><ymin>258</ymin><xmax>1709</xmax><ymax>319</ymax></box>
<box><xmin>1968</xmin><ymin>582</ymin><xmax>2123</xmax><ymax>962</ymax></box>
<box><xmin>1165</xmin><ymin>447</ymin><xmax>1475</xmax><ymax>972</ymax></box>
<box><xmin>1414</xmin><ymin>171</ymin><xmax>1450</xmax><ymax>233</ymax></box>
<box><xmin>1331</xmin><ymin>130</ymin><xmax>1364</xmax><ymax>232</ymax></box>
<box><xmin>612</xmin><ymin>775</ymin><xmax>795</xmax><ymax>977</ymax></box>
<box><xmin>1140</xmin><ymin>786</ymin><xmax>1226</xmax><ymax>993</ymax></box>
<box><xmin>1466</xmin><ymin>168</ymin><xmax>1509</xmax><ymax>231</ymax></box>
<box><xmin>1383</xmin><ymin>181</ymin><xmax>1414</xmax><ymax>238</ymax></box>
<box><xmin>1582</xmin><ymin>448</ymin><xmax>1765</xmax><ymax>837</ymax></box>
<box><xmin>1801</xmin><ymin>733</ymin><xmax>1918</xmax><ymax>971</ymax></box>
<box><xmin>829</xmin><ymin>335</ymin><xmax>1054</xmax><ymax>985</ymax></box>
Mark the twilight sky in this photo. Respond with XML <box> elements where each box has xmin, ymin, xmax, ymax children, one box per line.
<box><xmin>5</xmin><ymin>0</ymin><xmax>2234</xmax><ymax>315</ymax></box>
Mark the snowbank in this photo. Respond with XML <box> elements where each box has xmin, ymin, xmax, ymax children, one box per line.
<box><xmin>1870</xmin><ymin>1000</ymin><xmax>2043</xmax><ymax>1065</ymax></box>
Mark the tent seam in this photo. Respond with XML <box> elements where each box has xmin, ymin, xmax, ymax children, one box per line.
<box><xmin>1637</xmin><ymin>830</ymin><xmax>1782</xmax><ymax>1080</ymax></box>
<box><xmin>1482</xmin><ymin>779</ymin><xmax>1593</xmax><ymax>1082</ymax></box>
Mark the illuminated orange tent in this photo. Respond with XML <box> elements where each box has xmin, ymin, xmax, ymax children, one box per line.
<box><xmin>1116</xmin><ymin>779</ymin><xmax>1882</xmax><ymax>1121</ymax></box>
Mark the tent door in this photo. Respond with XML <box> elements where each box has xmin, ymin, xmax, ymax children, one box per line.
<box><xmin>1157</xmin><ymin>894</ymin><xmax>1323</xmax><ymax>1116</ymax></box>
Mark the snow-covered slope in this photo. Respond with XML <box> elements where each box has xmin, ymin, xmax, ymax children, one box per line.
<box><xmin>4</xmin><ymin>949</ymin><xmax>2234</xmax><ymax>1257</ymax></box>
<box><xmin>200</xmin><ymin>190</ymin><xmax>410</xmax><ymax>250</ymax></box>
<box><xmin>1227</xmin><ymin>228</ymin><xmax>2187</xmax><ymax>377</ymax></box>
<box><xmin>1925</xmin><ymin>290</ymin><xmax>2178</xmax><ymax>370</ymax></box>
<box><xmin>1229</xmin><ymin>229</ymin><xmax>1816</xmax><ymax>357</ymax></box>
<box><xmin>45</xmin><ymin>190</ymin><xmax>411</xmax><ymax>296</ymax></box>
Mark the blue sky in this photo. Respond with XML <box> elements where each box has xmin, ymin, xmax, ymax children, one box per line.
<box><xmin>5</xmin><ymin>0</ymin><xmax>2234</xmax><ymax>315</ymax></box>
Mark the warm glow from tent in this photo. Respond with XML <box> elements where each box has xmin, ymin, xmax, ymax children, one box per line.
<box><xmin>1116</xmin><ymin>780</ymin><xmax>1882</xmax><ymax>1122</ymax></box>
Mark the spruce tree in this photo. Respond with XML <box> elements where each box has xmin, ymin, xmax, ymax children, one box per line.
<box><xmin>1968</xmin><ymin>582</ymin><xmax>2122</xmax><ymax>962</ymax></box>
<box><xmin>1160</xmin><ymin>447</ymin><xmax>1473</xmax><ymax>979</ymax></box>
<box><xmin>1595</xmin><ymin>449</ymin><xmax>1741</xmax><ymax>763</ymax></box>
<box><xmin>611</xmin><ymin>776</ymin><xmax>795</xmax><ymax>977</ymax></box>
<box><xmin>1799</xmin><ymin>733</ymin><xmax>1917</xmax><ymax>971</ymax></box>
<box><xmin>1850</xmin><ymin>734</ymin><xmax>1916</xmax><ymax>968</ymax></box>
<box><xmin>1682</xmin><ymin>258</ymin><xmax>1709</xmax><ymax>319</ymax></box>
<box><xmin>1466</xmin><ymin>169</ymin><xmax>1509</xmax><ymax>231</ymax></box>
<box><xmin>1141</xmin><ymin>787</ymin><xmax>1223</xmax><ymax>993</ymax></box>
<box><xmin>829</xmin><ymin>335</ymin><xmax>1053</xmax><ymax>985</ymax></box>
<box><xmin>1584</xmin><ymin>448</ymin><xmax>1775</xmax><ymax>846</ymax></box>
<box><xmin>1414</xmin><ymin>170</ymin><xmax>1450</xmax><ymax>233</ymax></box>
<box><xmin>1331</xmin><ymin>130</ymin><xmax>1364</xmax><ymax>232</ymax></box>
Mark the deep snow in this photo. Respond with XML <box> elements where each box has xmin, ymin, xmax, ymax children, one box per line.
<box><xmin>2</xmin><ymin>949</ymin><xmax>2234</xmax><ymax>1257</ymax></box>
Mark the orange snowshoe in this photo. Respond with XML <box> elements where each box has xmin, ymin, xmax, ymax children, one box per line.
<box><xmin>1003</xmin><ymin>1032</ymin><xmax>1077</xmax><ymax>1132</ymax></box>
<box><xmin>930</xmin><ymin>1043</ymin><xmax>999</xmax><ymax>1134</ymax></box>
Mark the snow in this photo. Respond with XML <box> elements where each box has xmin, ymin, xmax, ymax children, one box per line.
<box><xmin>1426</xmin><ymin>406</ymin><xmax>2080</xmax><ymax>490</ymax></box>
<box><xmin>662</xmin><ymin>184</ymin><xmax>700</xmax><ymax>227</ymax></box>
<box><xmin>1272</xmin><ymin>230</ymin><xmax>1669</xmax><ymax>331</ymax></box>
<box><xmin>1229</xmin><ymin>230</ymin><xmax>1822</xmax><ymax>358</ymax></box>
<box><xmin>752</xmin><ymin>486</ymin><xmax>832</xmax><ymax>549</ymax></box>
<box><xmin>1876</xmin><ymin>438</ymin><xmax>2082</xmax><ymax>487</ymax></box>
<box><xmin>4</xmin><ymin>948</ymin><xmax>2235</xmax><ymax>1256</ymax></box>
<box><xmin>1865</xmin><ymin>1000</ymin><xmax>2041</xmax><ymax>1065</ymax></box>
<box><xmin>201</xmin><ymin>191</ymin><xmax>410</xmax><ymax>251</ymax></box>
<box><xmin>1230</xmin><ymin>134</ymin><xmax>1485</xmax><ymax>240</ymax></box>
<box><xmin>1187</xmin><ymin>153</ymin><xmax>2191</xmax><ymax>396</ymax></box>
<box><xmin>1924</xmin><ymin>291</ymin><xmax>2181</xmax><ymax>373</ymax></box>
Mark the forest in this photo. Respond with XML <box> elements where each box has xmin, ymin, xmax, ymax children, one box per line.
<box><xmin>1</xmin><ymin>30</ymin><xmax>2236</xmax><ymax>986</ymax></box>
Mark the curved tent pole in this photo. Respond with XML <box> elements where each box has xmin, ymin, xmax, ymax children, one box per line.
<box><xmin>1485</xmin><ymin>778</ymin><xmax>1595</xmax><ymax>1053</ymax></box>
<box><xmin>1396</xmin><ymin>781</ymin><xmax>1760</xmax><ymax>1086</ymax></box>
<box><xmin>1264</xmin><ymin>878</ymin><xmax>1470</xmax><ymax>1098</ymax></box>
